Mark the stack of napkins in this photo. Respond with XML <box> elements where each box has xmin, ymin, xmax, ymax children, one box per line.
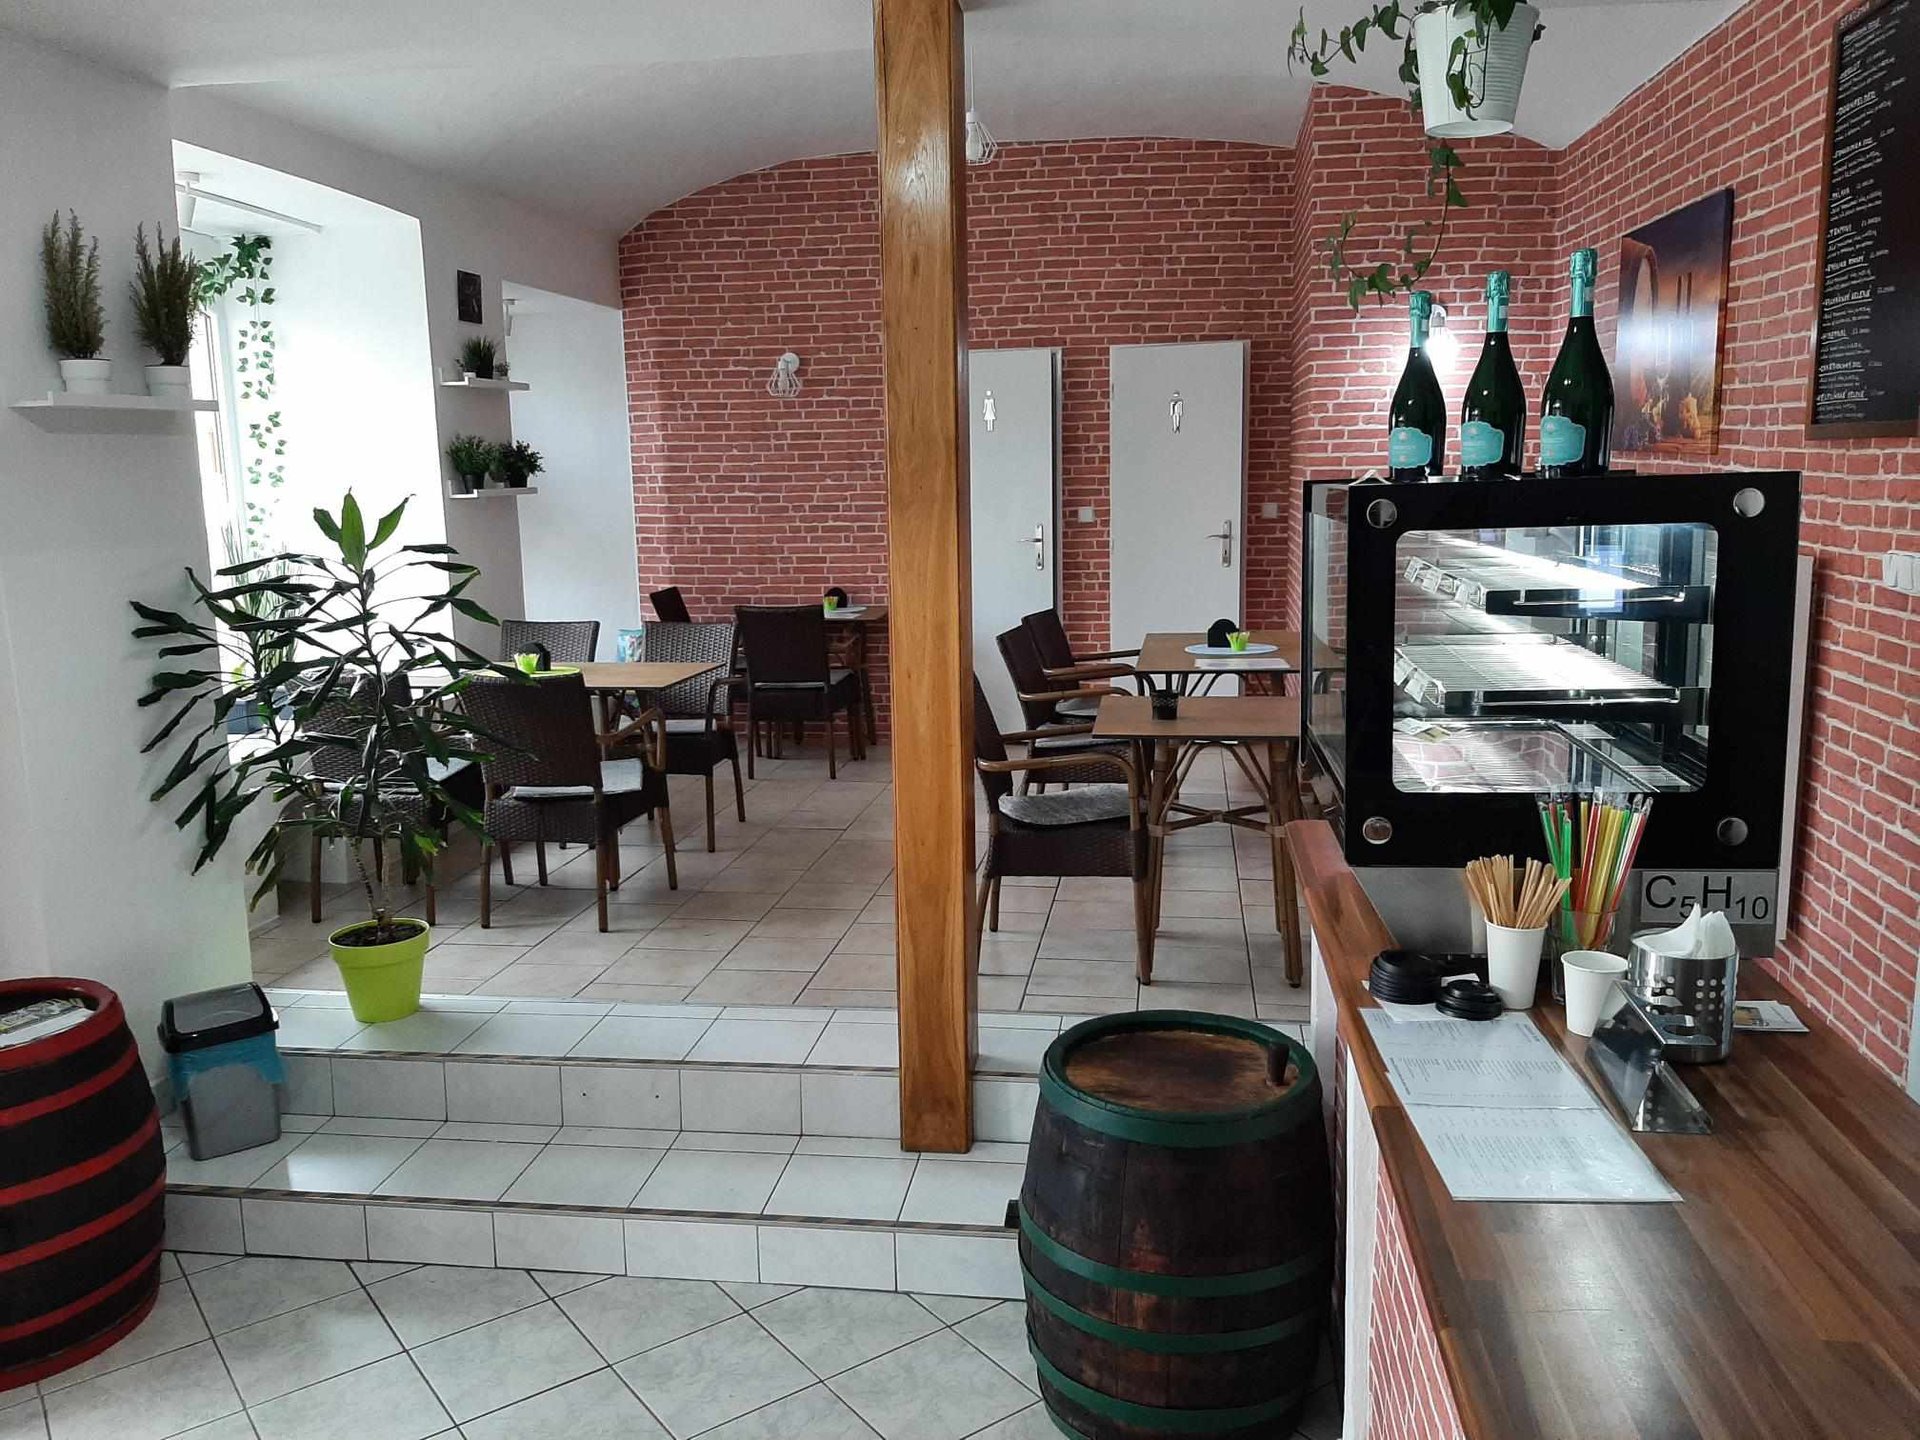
<box><xmin>1636</xmin><ymin>908</ymin><xmax>1737</xmax><ymax>959</ymax></box>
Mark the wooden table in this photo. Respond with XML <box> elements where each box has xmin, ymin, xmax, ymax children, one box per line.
<box><xmin>576</xmin><ymin>660</ymin><xmax>723</xmax><ymax>732</ymax></box>
<box><xmin>1094</xmin><ymin>694</ymin><xmax>1304</xmax><ymax>986</ymax></box>
<box><xmin>1288</xmin><ymin>818</ymin><xmax>1920</xmax><ymax>1440</ymax></box>
<box><xmin>1132</xmin><ymin>629</ymin><xmax>1300</xmax><ymax>695</ymax></box>
<box><xmin>825</xmin><ymin>604</ymin><xmax>888</xmax><ymax>625</ymax></box>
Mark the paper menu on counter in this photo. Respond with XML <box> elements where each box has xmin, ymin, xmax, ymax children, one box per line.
<box><xmin>1407</xmin><ymin>1105</ymin><xmax>1679</xmax><ymax>1203</ymax></box>
<box><xmin>1361</xmin><ymin>1009</ymin><xmax>1600</xmax><ymax>1110</ymax></box>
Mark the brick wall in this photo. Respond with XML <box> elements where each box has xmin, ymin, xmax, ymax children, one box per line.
<box><xmin>620</xmin><ymin>139</ymin><xmax>1295</xmax><ymax>729</ymax></box>
<box><xmin>1553</xmin><ymin>0</ymin><xmax>1919</xmax><ymax>1080</ymax></box>
<box><xmin>1368</xmin><ymin>1171</ymin><xmax>1468</xmax><ymax>1440</ymax></box>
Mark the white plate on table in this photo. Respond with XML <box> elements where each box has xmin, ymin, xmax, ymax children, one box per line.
<box><xmin>1185</xmin><ymin>642</ymin><xmax>1279</xmax><ymax>657</ymax></box>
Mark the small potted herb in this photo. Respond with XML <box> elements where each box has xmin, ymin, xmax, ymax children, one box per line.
<box><xmin>41</xmin><ymin>211</ymin><xmax>108</xmax><ymax>393</ymax></box>
<box><xmin>446</xmin><ymin>433</ymin><xmax>498</xmax><ymax>493</ymax></box>
<box><xmin>458</xmin><ymin>336</ymin><xmax>498</xmax><ymax>380</ymax></box>
<box><xmin>493</xmin><ymin>440</ymin><xmax>543</xmax><ymax>489</ymax></box>
<box><xmin>130</xmin><ymin>223</ymin><xmax>203</xmax><ymax>398</ymax></box>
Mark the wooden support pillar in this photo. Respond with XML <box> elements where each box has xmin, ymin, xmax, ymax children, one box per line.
<box><xmin>874</xmin><ymin>0</ymin><xmax>975</xmax><ymax>1152</ymax></box>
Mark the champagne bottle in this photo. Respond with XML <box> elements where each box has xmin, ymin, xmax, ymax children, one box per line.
<box><xmin>1539</xmin><ymin>248</ymin><xmax>1615</xmax><ymax>477</ymax></box>
<box><xmin>1387</xmin><ymin>290</ymin><xmax>1446</xmax><ymax>481</ymax></box>
<box><xmin>1459</xmin><ymin>271</ymin><xmax>1526</xmax><ymax>479</ymax></box>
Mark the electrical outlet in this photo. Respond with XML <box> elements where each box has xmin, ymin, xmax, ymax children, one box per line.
<box><xmin>1261</xmin><ymin>502</ymin><xmax>1280</xmax><ymax>520</ymax></box>
<box><xmin>1076</xmin><ymin>506</ymin><xmax>1095</xmax><ymax>524</ymax></box>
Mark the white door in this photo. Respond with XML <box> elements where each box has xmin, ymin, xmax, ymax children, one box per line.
<box><xmin>1108</xmin><ymin>341</ymin><xmax>1248</xmax><ymax>653</ymax></box>
<box><xmin>970</xmin><ymin>348</ymin><xmax>1061</xmax><ymax>730</ymax></box>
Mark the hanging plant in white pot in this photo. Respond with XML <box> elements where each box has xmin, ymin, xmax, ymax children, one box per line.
<box><xmin>1288</xmin><ymin>0</ymin><xmax>1546</xmax><ymax>308</ymax></box>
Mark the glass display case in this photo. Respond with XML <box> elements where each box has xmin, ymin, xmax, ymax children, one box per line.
<box><xmin>1302</xmin><ymin>472</ymin><xmax>1801</xmax><ymax>933</ymax></box>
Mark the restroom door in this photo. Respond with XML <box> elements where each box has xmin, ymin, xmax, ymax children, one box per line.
<box><xmin>1108</xmin><ymin>341</ymin><xmax>1248</xmax><ymax>652</ymax></box>
<box><xmin>969</xmin><ymin>348</ymin><xmax>1062</xmax><ymax>730</ymax></box>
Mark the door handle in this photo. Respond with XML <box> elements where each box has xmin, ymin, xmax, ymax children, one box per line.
<box><xmin>1204</xmin><ymin>519</ymin><xmax>1233</xmax><ymax>567</ymax></box>
<box><xmin>1027</xmin><ymin>523</ymin><xmax>1046</xmax><ymax>570</ymax></box>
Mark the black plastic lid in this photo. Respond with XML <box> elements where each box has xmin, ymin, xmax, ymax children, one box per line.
<box><xmin>159</xmin><ymin>982</ymin><xmax>278</xmax><ymax>1052</ymax></box>
<box><xmin>1436</xmin><ymin>978</ymin><xmax>1505</xmax><ymax>1021</ymax></box>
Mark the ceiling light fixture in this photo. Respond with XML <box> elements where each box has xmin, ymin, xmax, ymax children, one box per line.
<box><xmin>174</xmin><ymin>174</ymin><xmax>324</xmax><ymax>235</ymax></box>
<box><xmin>964</xmin><ymin>59</ymin><xmax>998</xmax><ymax>165</ymax></box>
<box><xmin>767</xmin><ymin>351</ymin><xmax>803</xmax><ymax>400</ymax></box>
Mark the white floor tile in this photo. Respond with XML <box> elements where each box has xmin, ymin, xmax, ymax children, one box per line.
<box><xmin>804</xmin><ymin>1022</ymin><xmax>900</xmax><ymax>1068</ymax></box>
<box><xmin>493</xmin><ymin>1212</ymin><xmax>628</xmax><ymax>1274</ymax></box>
<box><xmin>686</xmin><ymin>1018</ymin><xmax>826</xmax><ymax>1064</ymax></box>
<box><xmin>763</xmin><ymin>1154</ymin><xmax>913</xmax><ymax>1221</ymax></box>
<box><xmin>613</xmin><ymin>1314</ymin><xmax>811</xmax><ymax>1439</ymax></box>
<box><xmin>366</xmin><ymin>1205</ymin><xmax>496</xmax><ymax>1268</ymax></box>
<box><xmin>501</xmin><ymin>1144</ymin><xmax>665</xmax><ymax>1207</ymax></box>
<box><xmin>898</xmin><ymin>1161</ymin><xmax>1024</xmax><ymax>1227</ymax></box>
<box><xmin>268</xmin><ymin>1135</ymin><xmax>423</xmax><ymax>1194</ymax></box>
<box><xmin>186</xmin><ymin>1257</ymin><xmax>359</xmax><ymax>1335</ymax></box>
<box><xmin>246</xmin><ymin>1353</ymin><xmax>450</xmax><ymax>1440</ymax></box>
<box><xmin>372</xmin><ymin>1139</ymin><xmax>543</xmax><ymax>1201</ymax></box>
<box><xmin>751</xmin><ymin>1288</ymin><xmax>937</xmax><ymax>1377</ymax></box>
<box><xmin>366</xmin><ymin>1265</ymin><xmax>545</xmax><ymax>1347</ymax></box>
<box><xmin>954</xmin><ymin>1301</ymin><xmax>1038</xmax><ymax>1391</ymax></box>
<box><xmin>459</xmin><ymin>1369</ymin><xmax>668</xmax><ymax>1440</ymax></box>
<box><xmin>827</xmin><ymin>1329</ymin><xmax>1031</xmax><ymax>1440</ymax></box>
<box><xmin>445</xmin><ymin>1062</ymin><xmax>562</xmax><ymax>1125</ymax></box>
<box><xmin>214</xmin><ymin>1291</ymin><xmax>401</xmax><ymax>1405</ymax></box>
<box><xmin>756</xmin><ymin>1225</ymin><xmax>896</xmax><ymax>1290</ymax></box>
<box><xmin>38</xmin><ymin>1279</ymin><xmax>207</xmax><ymax>1393</ymax></box>
<box><xmin>41</xmin><ymin>1339</ymin><xmax>241</xmax><ymax>1440</ymax></box>
<box><xmin>410</xmin><ymin>1302</ymin><xmax>602</xmax><ymax>1423</ymax></box>
<box><xmin>567</xmin><ymin>1015</ymin><xmax>711</xmax><ymax>1060</ymax></box>
<box><xmin>692</xmin><ymin>1383</ymin><xmax>880</xmax><ymax>1439</ymax></box>
<box><xmin>679</xmin><ymin>1071</ymin><xmax>800</xmax><ymax>1134</ymax></box>
<box><xmin>554</xmin><ymin>1276</ymin><xmax>739</xmax><ymax>1363</ymax></box>
<box><xmin>633</xmin><ymin>1150</ymin><xmax>787</xmax><ymax>1214</ymax></box>
<box><xmin>240</xmin><ymin>1198</ymin><xmax>368</xmax><ymax>1260</ymax></box>
<box><xmin>454</xmin><ymin>1013</ymin><xmax>601</xmax><ymax>1057</ymax></box>
<box><xmin>624</xmin><ymin>1217</ymin><xmax>760</xmax><ymax>1283</ymax></box>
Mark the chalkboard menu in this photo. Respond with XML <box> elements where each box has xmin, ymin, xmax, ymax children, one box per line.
<box><xmin>1808</xmin><ymin>0</ymin><xmax>1920</xmax><ymax>437</ymax></box>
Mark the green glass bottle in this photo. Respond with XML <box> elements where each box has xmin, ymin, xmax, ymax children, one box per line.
<box><xmin>1539</xmin><ymin>248</ymin><xmax>1615</xmax><ymax>477</ymax></box>
<box><xmin>1459</xmin><ymin>271</ymin><xmax>1526</xmax><ymax>479</ymax></box>
<box><xmin>1387</xmin><ymin>291</ymin><xmax>1446</xmax><ymax>481</ymax></box>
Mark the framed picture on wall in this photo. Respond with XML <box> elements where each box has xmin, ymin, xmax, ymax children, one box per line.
<box><xmin>1611</xmin><ymin>188</ymin><xmax>1734</xmax><ymax>458</ymax></box>
<box><xmin>456</xmin><ymin>269</ymin><xmax>484</xmax><ymax>325</ymax></box>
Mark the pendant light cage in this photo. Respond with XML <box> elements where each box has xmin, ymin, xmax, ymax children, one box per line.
<box><xmin>965</xmin><ymin>61</ymin><xmax>998</xmax><ymax>165</ymax></box>
<box><xmin>767</xmin><ymin>350</ymin><xmax>803</xmax><ymax>400</ymax></box>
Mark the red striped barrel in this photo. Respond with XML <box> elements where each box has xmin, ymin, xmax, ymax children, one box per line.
<box><xmin>0</xmin><ymin>979</ymin><xmax>166</xmax><ymax>1393</ymax></box>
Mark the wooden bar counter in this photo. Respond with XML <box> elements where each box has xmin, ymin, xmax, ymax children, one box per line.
<box><xmin>1285</xmin><ymin>819</ymin><xmax>1920</xmax><ymax>1440</ymax></box>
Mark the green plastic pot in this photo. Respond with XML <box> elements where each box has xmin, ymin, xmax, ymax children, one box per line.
<box><xmin>329</xmin><ymin>919</ymin><xmax>430</xmax><ymax>1023</ymax></box>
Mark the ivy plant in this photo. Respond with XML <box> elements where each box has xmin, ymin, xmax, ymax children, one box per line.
<box><xmin>1287</xmin><ymin>0</ymin><xmax>1543</xmax><ymax>310</ymax></box>
<box><xmin>198</xmin><ymin>236</ymin><xmax>285</xmax><ymax>551</ymax></box>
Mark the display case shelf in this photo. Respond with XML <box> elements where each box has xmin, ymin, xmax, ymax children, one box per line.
<box><xmin>1393</xmin><ymin>636</ymin><xmax>1684</xmax><ymax>715</ymax></box>
<box><xmin>1403</xmin><ymin>538</ymin><xmax>1711</xmax><ymax>622</ymax></box>
<box><xmin>13</xmin><ymin>392</ymin><xmax>217</xmax><ymax>433</ymax></box>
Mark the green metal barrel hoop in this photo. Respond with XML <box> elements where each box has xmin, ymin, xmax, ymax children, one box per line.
<box><xmin>1029</xmin><ymin>1334</ymin><xmax>1310</xmax><ymax>1435</ymax></box>
<box><xmin>1020</xmin><ymin>1255</ymin><xmax>1319</xmax><ymax>1354</ymax></box>
<box><xmin>1016</xmin><ymin>1204</ymin><xmax>1326</xmax><ymax>1299</ymax></box>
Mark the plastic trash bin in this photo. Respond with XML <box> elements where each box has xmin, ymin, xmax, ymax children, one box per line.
<box><xmin>159</xmin><ymin>982</ymin><xmax>284</xmax><ymax>1161</ymax></box>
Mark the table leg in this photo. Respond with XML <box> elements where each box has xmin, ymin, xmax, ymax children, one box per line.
<box><xmin>1148</xmin><ymin>739</ymin><xmax>1177</xmax><ymax>939</ymax></box>
<box><xmin>1266</xmin><ymin>738</ymin><xmax>1303</xmax><ymax>986</ymax></box>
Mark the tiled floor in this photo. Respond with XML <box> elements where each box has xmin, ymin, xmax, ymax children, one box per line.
<box><xmin>2</xmin><ymin>1256</ymin><xmax>1341</xmax><ymax>1440</ymax></box>
<box><xmin>252</xmin><ymin>743</ymin><xmax>1309</xmax><ymax>1024</ymax></box>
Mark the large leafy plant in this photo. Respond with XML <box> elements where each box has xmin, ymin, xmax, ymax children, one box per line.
<box><xmin>1287</xmin><ymin>0</ymin><xmax>1543</xmax><ymax>309</ymax></box>
<box><xmin>133</xmin><ymin>494</ymin><xmax>507</xmax><ymax>939</ymax></box>
<box><xmin>41</xmin><ymin>210</ymin><xmax>104</xmax><ymax>359</ymax></box>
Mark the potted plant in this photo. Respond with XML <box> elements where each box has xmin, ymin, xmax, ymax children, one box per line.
<box><xmin>458</xmin><ymin>336</ymin><xmax>498</xmax><ymax>380</ymax></box>
<box><xmin>493</xmin><ymin>440</ymin><xmax>543</xmax><ymax>490</ymax></box>
<box><xmin>446</xmin><ymin>433</ymin><xmax>498</xmax><ymax>494</ymax></box>
<box><xmin>41</xmin><ymin>210</ymin><xmax>108</xmax><ymax>393</ymax></box>
<box><xmin>131</xmin><ymin>493</ymin><xmax>506</xmax><ymax>1022</ymax></box>
<box><xmin>1288</xmin><ymin>1</ymin><xmax>1545</xmax><ymax>308</ymax></box>
<box><xmin>130</xmin><ymin>223</ymin><xmax>203</xmax><ymax>399</ymax></box>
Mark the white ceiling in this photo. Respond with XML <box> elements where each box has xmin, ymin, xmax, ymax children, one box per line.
<box><xmin>1</xmin><ymin>0</ymin><xmax>1742</xmax><ymax>231</ymax></box>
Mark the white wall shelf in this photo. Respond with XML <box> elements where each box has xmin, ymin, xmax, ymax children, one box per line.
<box><xmin>448</xmin><ymin>485</ymin><xmax>539</xmax><ymax>500</ymax></box>
<box><xmin>12</xmin><ymin>392</ymin><xmax>218</xmax><ymax>433</ymax></box>
<box><xmin>440</xmin><ymin>375</ymin><xmax>529</xmax><ymax>392</ymax></box>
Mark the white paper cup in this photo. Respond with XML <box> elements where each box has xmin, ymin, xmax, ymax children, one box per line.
<box><xmin>1484</xmin><ymin>923</ymin><xmax>1546</xmax><ymax>1010</ymax></box>
<box><xmin>1562</xmin><ymin>950</ymin><xmax>1630</xmax><ymax>1037</ymax></box>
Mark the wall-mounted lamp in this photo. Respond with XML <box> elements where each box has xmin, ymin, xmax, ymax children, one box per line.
<box><xmin>767</xmin><ymin>351</ymin><xmax>803</xmax><ymax>400</ymax></box>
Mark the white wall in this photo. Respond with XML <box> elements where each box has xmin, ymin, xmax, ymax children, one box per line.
<box><xmin>168</xmin><ymin>91</ymin><xmax>624</xmax><ymax>654</ymax></box>
<box><xmin>0</xmin><ymin>31</ymin><xmax>250</xmax><ymax>1074</ymax></box>
<box><xmin>504</xmin><ymin>284</ymin><xmax>639</xmax><ymax>651</ymax></box>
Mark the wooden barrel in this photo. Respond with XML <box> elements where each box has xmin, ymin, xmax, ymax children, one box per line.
<box><xmin>0</xmin><ymin>979</ymin><xmax>166</xmax><ymax>1393</ymax></box>
<box><xmin>1018</xmin><ymin>1011</ymin><xmax>1331</xmax><ymax>1439</ymax></box>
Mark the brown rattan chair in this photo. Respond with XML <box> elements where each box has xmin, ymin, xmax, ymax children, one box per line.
<box><xmin>996</xmin><ymin>625</ymin><xmax>1118</xmax><ymax>727</ymax></box>
<box><xmin>462</xmin><ymin>672</ymin><xmax>676</xmax><ymax>931</ymax></box>
<box><xmin>973</xmin><ymin>678</ymin><xmax>1156</xmax><ymax>981</ymax></box>
<box><xmin>644</xmin><ymin>621</ymin><xmax>745</xmax><ymax>851</ymax></box>
<box><xmin>499</xmin><ymin>619</ymin><xmax>600</xmax><ymax>665</ymax></box>
<box><xmin>649</xmin><ymin>588</ymin><xmax>693</xmax><ymax>623</ymax></box>
<box><xmin>736</xmin><ymin>605</ymin><xmax>865</xmax><ymax>779</ymax></box>
<box><xmin>1021</xmin><ymin>607</ymin><xmax>1139</xmax><ymax>686</ymax></box>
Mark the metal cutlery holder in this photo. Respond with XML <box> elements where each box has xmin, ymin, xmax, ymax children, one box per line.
<box><xmin>1626</xmin><ymin>932</ymin><xmax>1739</xmax><ymax>1064</ymax></box>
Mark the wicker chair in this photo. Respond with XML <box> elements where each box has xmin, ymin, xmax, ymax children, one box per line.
<box><xmin>973</xmin><ymin>678</ymin><xmax>1155</xmax><ymax>981</ymax></box>
<box><xmin>499</xmin><ymin>619</ymin><xmax>600</xmax><ymax>666</ymax></box>
<box><xmin>644</xmin><ymin>621</ymin><xmax>745</xmax><ymax>851</ymax></box>
<box><xmin>1021</xmin><ymin>607</ymin><xmax>1139</xmax><ymax>686</ymax></box>
<box><xmin>996</xmin><ymin>625</ymin><xmax>1119</xmax><ymax>727</ymax></box>
<box><xmin>462</xmin><ymin>672</ymin><xmax>676</xmax><ymax>931</ymax></box>
<box><xmin>736</xmin><ymin>605</ymin><xmax>865</xmax><ymax>779</ymax></box>
<box><xmin>648</xmin><ymin>588</ymin><xmax>692</xmax><ymax>623</ymax></box>
<box><xmin>302</xmin><ymin>683</ymin><xmax>480</xmax><ymax>928</ymax></box>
